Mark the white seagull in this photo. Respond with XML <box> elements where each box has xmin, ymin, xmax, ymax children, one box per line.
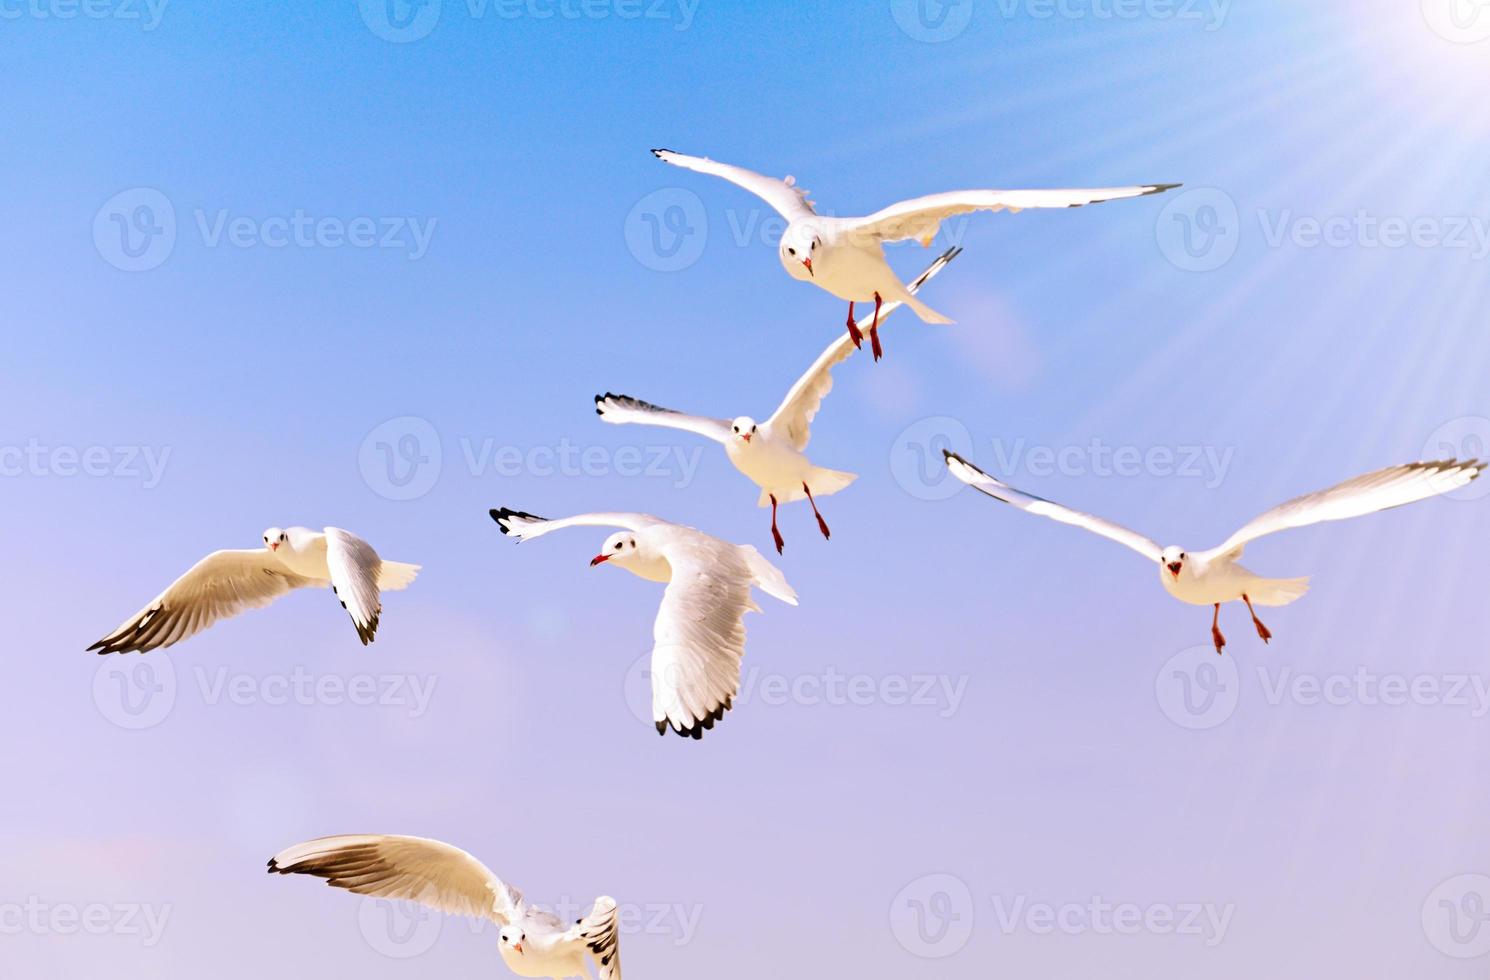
<box><xmin>87</xmin><ymin>527</ymin><xmax>420</xmax><ymax>653</ymax></box>
<box><xmin>944</xmin><ymin>452</ymin><xmax>1484</xmax><ymax>654</ymax></box>
<box><xmin>652</xmin><ymin>148</ymin><xmax>1177</xmax><ymax>359</ymax></box>
<box><xmin>269</xmin><ymin>834</ymin><xmax>621</xmax><ymax>980</ymax></box>
<box><xmin>490</xmin><ymin>508</ymin><xmax>797</xmax><ymax>739</ymax></box>
<box><xmin>598</xmin><ymin>247</ymin><xmax>960</xmax><ymax>554</ymax></box>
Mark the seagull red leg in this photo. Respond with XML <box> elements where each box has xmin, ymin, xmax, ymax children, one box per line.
<box><xmin>1211</xmin><ymin>603</ymin><xmax>1226</xmax><ymax>656</ymax></box>
<box><xmin>802</xmin><ymin>482</ymin><xmax>831</xmax><ymax>540</ymax></box>
<box><xmin>845</xmin><ymin>302</ymin><xmax>864</xmax><ymax>349</ymax></box>
<box><xmin>769</xmin><ymin>493</ymin><xmax>785</xmax><ymax>554</ymax></box>
<box><xmin>869</xmin><ymin>292</ymin><xmax>884</xmax><ymax>361</ymax></box>
<box><xmin>1242</xmin><ymin>593</ymin><xmax>1272</xmax><ymax>643</ymax></box>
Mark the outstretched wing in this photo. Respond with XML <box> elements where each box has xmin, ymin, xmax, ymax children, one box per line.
<box><xmin>845</xmin><ymin>183</ymin><xmax>1179</xmax><ymax>246</ymax></box>
<box><xmin>652</xmin><ymin>149</ymin><xmax>816</xmax><ymax>222</ymax></box>
<box><xmin>765</xmin><ymin>247</ymin><xmax>961</xmax><ymax>452</ymax></box>
<box><xmin>1206</xmin><ymin>458</ymin><xmax>1485</xmax><ymax>560</ymax></box>
<box><xmin>87</xmin><ymin>549</ymin><xmax>319</xmax><ymax>654</ymax></box>
<box><xmin>269</xmin><ymin>834</ymin><xmax>523</xmax><ymax>924</ymax></box>
<box><xmin>575</xmin><ymin>896</ymin><xmax>622</xmax><ymax>980</ymax></box>
<box><xmin>945</xmin><ymin>451</ymin><xmax>1163</xmax><ymax>562</ymax></box>
<box><xmin>489</xmin><ymin>509</ymin><xmax>662</xmax><ymax>543</ymax></box>
<box><xmin>323</xmin><ymin>527</ymin><xmax>384</xmax><ymax>645</ymax></box>
<box><xmin>595</xmin><ymin>393</ymin><xmax>732</xmax><ymax>444</ymax></box>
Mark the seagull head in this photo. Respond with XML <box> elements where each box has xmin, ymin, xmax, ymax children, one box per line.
<box><xmin>499</xmin><ymin>926</ymin><xmax>525</xmax><ymax>956</ymax></box>
<box><xmin>1160</xmin><ymin>546</ymin><xmax>1187</xmax><ymax>581</ymax></box>
<box><xmin>592</xmin><ymin>531</ymin><xmax>640</xmax><ymax>569</ymax></box>
<box><xmin>262</xmin><ymin>527</ymin><xmax>288</xmax><ymax>553</ymax></box>
<box><xmin>730</xmin><ymin>416</ymin><xmax>759</xmax><ymax>445</ymax></box>
<box><xmin>779</xmin><ymin>223</ymin><xmax>821</xmax><ymax>281</ymax></box>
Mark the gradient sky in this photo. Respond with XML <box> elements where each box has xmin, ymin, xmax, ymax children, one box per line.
<box><xmin>4</xmin><ymin>0</ymin><xmax>1490</xmax><ymax>977</ymax></box>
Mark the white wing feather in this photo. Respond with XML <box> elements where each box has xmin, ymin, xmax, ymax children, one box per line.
<box><xmin>268</xmin><ymin>834</ymin><xmax>523</xmax><ymax>925</ymax></box>
<box><xmin>846</xmin><ymin>184</ymin><xmax>1179</xmax><ymax>245</ymax></box>
<box><xmin>490</xmin><ymin>509</ymin><xmax>662</xmax><ymax>543</ymax></box>
<box><xmin>323</xmin><ymin>527</ymin><xmax>385</xmax><ymax>645</ymax></box>
<box><xmin>595</xmin><ymin>393</ymin><xmax>732</xmax><ymax>444</ymax></box>
<box><xmin>945</xmin><ymin>451</ymin><xmax>1163</xmax><ymax>562</ymax></box>
<box><xmin>652</xmin><ymin>149</ymin><xmax>816</xmax><ymax>221</ymax></box>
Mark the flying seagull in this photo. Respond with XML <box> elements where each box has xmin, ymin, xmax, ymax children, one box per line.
<box><xmin>652</xmin><ymin>148</ymin><xmax>1177</xmax><ymax>357</ymax></box>
<box><xmin>87</xmin><ymin>526</ymin><xmax>420</xmax><ymax>653</ymax></box>
<box><xmin>490</xmin><ymin>508</ymin><xmax>797</xmax><ymax>739</ymax></box>
<box><xmin>944</xmin><ymin>452</ymin><xmax>1483</xmax><ymax>654</ymax></box>
<box><xmin>269</xmin><ymin>834</ymin><xmax>621</xmax><ymax>980</ymax></box>
<box><xmin>598</xmin><ymin>247</ymin><xmax>960</xmax><ymax>553</ymax></box>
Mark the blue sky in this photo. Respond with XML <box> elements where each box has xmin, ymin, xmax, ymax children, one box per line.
<box><xmin>4</xmin><ymin>0</ymin><xmax>1490</xmax><ymax>976</ymax></box>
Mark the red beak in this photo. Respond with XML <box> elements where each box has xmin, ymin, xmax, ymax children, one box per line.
<box><xmin>269</xmin><ymin>542</ymin><xmax>279</xmax><ymax>551</ymax></box>
<box><xmin>741</xmin><ymin>433</ymin><xmax>752</xmax><ymax>442</ymax></box>
<box><xmin>590</xmin><ymin>554</ymin><xmax>610</xmax><ymax>567</ymax></box>
<box><xmin>802</xmin><ymin>258</ymin><xmax>813</xmax><ymax>276</ymax></box>
<box><xmin>512</xmin><ymin>943</ymin><xmax>524</xmax><ymax>955</ymax></box>
<box><xmin>1167</xmin><ymin>562</ymin><xmax>1182</xmax><ymax>578</ymax></box>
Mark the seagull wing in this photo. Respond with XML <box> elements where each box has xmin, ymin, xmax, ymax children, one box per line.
<box><xmin>489</xmin><ymin>509</ymin><xmax>662</xmax><ymax>543</ymax></box>
<box><xmin>268</xmin><ymin>834</ymin><xmax>523</xmax><ymax>925</ymax></box>
<box><xmin>652</xmin><ymin>149</ymin><xmax>816</xmax><ymax>221</ymax></box>
<box><xmin>323</xmin><ymin>527</ymin><xmax>386</xmax><ymax>645</ymax></box>
<box><xmin>1205</xmin><ymin>458</ymin><xmax>1485</xmax><ymax>560</ymax></box>
<box><xmin>945</xmin><ymin>451</ymin><xmax>1163</xmax><ymax>562</ymax></box>
<box><xmin>595</xmin><ymin>393</ymin><xmax>732</xmax><ymax>444</ymax></box>
<box><xmin>574</xmin><ymin>897</ymin><xmax>623</xmax><ymax>980</ymax></box>
<box><xmin>765</xmin><ymin>247</ymin><xmax>961</xmax><ymax>451</ymax></box>
<box><xmin>87</xmin><ymin>549</ymin><xmax>320</xmax><ymax>654</ymax></box>
<box><xmin>844</xmin><ymin>183</ymin><xmax>1179</xmax><ymax>246</ymax></box>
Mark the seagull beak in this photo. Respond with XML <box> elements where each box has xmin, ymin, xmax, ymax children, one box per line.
<box><xmin>1167</xmin><ymin>562</ymin><xmax>1182</xmax><ymax>578</ymax></box>
<box><xmin>741</xmin><ymin>432</ymin><xmax>752</xmax><ymax>443</ymax></box>
<box><xmin>590</xmin><ymin>554</ymin><xmax>610</xmax><ymax>567</ymax></box>
<box><xmin>802</xmin><ymin>258</ymin><xmax>813</xmax><ymax>277</ymax></box>
<box><xmin>269</xmin><ymin>542</ymin><xmax>279</xmax><ymax>552</ymax></box>
<box><xmin>512</xmin><ymin>943</ymin><xmax>524</xmax><ymax>955</ymax></box>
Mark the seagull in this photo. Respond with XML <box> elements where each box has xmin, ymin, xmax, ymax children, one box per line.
<box><xmin>944</xmin><ymin>452</ymin><xmax>1484</xmax><ymax>654</ymax></box>
<box><xmin>652</xmin><ymin>148</ymin><xmax>1178</xmax><ymax>358</ymax></box>
<box><xmin>87</xmin><ymin>527</ymin><xmax>420</xmax><ymax>653</ymax></box>
<box><xmin>269</xmin><ymin>834</ymin><xmax>621</xmax><ymax>980</ymax></box>
<box><xmin>598</xmin><ymin>247</ymin><xmax>960</xmax><ymax>554</ymax></box>
<box><xmin>490</xmin><ymin>508</ymin><xmax>797</xmax><ymax>739</ymax></box>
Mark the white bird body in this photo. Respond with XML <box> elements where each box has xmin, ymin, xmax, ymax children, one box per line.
<box><xmin>598</xmin><ymin>248</ymin><xmax>960</xmax><ymax>551</ymax></box>
<box><xmin>945</xmin><ymin>452</ymin><xmax>1483</xmax><ymax>654</ymax></box>
<box><xmin>490</xmin><ymin>508</ymin><xmax>797</xmax><ymax>738</ymax></box>
<box><xmin>88</xmin><ymin>525</ymin><xmax>420</xmax><ymax>653</ymax></box>
<box><xmin>269</xmin><ymin>835</ymin><xmax>621</xmax><ymax>980</ymax></box>
<box><xmin>652</xmin><ymin>149</ymin><xmax>1177</xmax><ymax>352</ymax></box>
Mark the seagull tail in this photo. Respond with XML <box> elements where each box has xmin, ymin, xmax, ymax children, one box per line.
<box><xmin>758</xmin><ymin>468</ymin><xmax>857</xmax><ymax>507</ymax></box>
<box><xmin>1245</xmin><ymin>576</ymin><xmax>1310</xmax><ymax>607</ymax></box>
<box><xmin>740</xmin><ymin>546</ymin><xmax>798</xmax><ymax>607</ymax></box>
<box><xmin>901</xmin><ymin>293</ymin><xmax>954</xmax><ymax>325</ymax></box>
<box><xmin>378</xmin><ymin>561</ymin><xmax>421</xmax><ymax>592</ymax></box>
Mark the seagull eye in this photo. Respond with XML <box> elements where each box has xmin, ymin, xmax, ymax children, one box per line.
<box><xmin>787</xmin><ymin>247</ymin><xmax>796</xmax><ymax>256</ymax></box>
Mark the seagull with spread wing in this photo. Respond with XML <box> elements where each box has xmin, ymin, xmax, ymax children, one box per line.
<box><xmin>87</xmin><ymin>526</ymin><xmax>420</xmax><ymax>653</ymax></box>
<box><xmin>490</xmin><ymin>508</ymin><xmax>796</xmax><ymax>739</ymax></box>
<box><xmin>269</xmin><ymin>834</ymin><xmax>621</xmax><ymax>980</ymax></box>
<box><xmin>598</xmin><ymin>247</ymin><xmax>960</xmax><ymax>553</ymax></box>
<box><xmin>652</xmin><ymin>148</ymin><xmax>1177</xmax><ymax>358</ymax></box>
<box><xmin>944</xmin><ymin>452</ymin><xmax>1484</xmax><ymax>654</ymax></box>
